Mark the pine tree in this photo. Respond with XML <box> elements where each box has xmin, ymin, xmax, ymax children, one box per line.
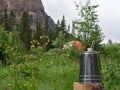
<box><xmin>60</xmin><ymin>15</ymin><xmax>66</xmax><ymax>33</ymax></box>
<box><xmin>73</xmin><ymin>1</ymin><xmax>104</xmax><ymax>50</ymax></box>
<box><xmin>67</xmin><ymin>24</ymin><xmax>70</xmax><ymax>33</ymax></box>
<box><xmin>53</xmin><ymin>31</ymin><xmax>65</xmax><ymax>49</ymax></box>
<box><xmin>44</xmin><ymin>15</ymin><xmax>49</xmax><ymax>36</ymax></box>
<box><xmin>34</xmin><ymin>21</ymin><xmax>43</xmax><ymax>40</ymax></box>
<box><xmin>71</xmin><ymin>21</ymin><xmax>76</xmax><ymax>37</ymax></box>
<box><xmin>3</xmin><ymin>8</ymin><xmax>9</xmax><ymax>31</ymax></box>
<box><xmin>60</xmin><ymin>15</ymin><xmax>73</xmax><ymax>42</ymax></box>
<box><xmin>0</xmin><ymin>13</ymin><xmax>4</xmax><ymax>26</ymax></box>
<box><xmin>55</xmin><ymin>19</ymin><xmax>60</xmax><ymax>38</ymax></box>
<box><xmin>8</xmin><ymin>10</ymin><xmax>15</xmax><ymax>32</ymax></box>
<box><xmin>0</xmin><ymin>9</ymin><xmax>15</xmax><ymax>31</ymax></box>
<box><xmin>19</xmin><ymin>11</ymin><xmax>31</xmax><ymax>50</ymax></box>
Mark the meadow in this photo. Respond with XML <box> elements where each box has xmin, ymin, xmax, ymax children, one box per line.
<box><xmin>0</xmin><ymin>46</ymin><xmax>120</xmax><ymax>90</ymax></box>
<box><xmin>0</xmin><ymin>28</ymin><xmax>120</xmax><ymax>90</ymax></box>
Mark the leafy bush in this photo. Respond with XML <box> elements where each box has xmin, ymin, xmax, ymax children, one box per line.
<box><xmin>101</xmin><ymin>43</ymin><xmax>120</xmax><ymax>90</ymax></box>
<box><xmin>0</xmin><ymin>27</ymin><xmax>25</xmax><ymax>65</ymax></box>
<box><xmin>102</xmin><ymin>43</ymin><xmax>120</xmax><ymax>59</ymax></box>
<box><xmin>0</xmin><ymin>26</ymin><xmax>120</xmax><ymax>90</ymax></box>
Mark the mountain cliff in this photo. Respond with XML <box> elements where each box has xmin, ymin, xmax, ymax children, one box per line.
<box><xmin>0</xmin><ymin>0</ymin><xmax>55</xmax><ymax>30</ymax></box>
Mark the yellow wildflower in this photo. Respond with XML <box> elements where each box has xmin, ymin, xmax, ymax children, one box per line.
<box><xmin>50</xmin><ymin>62</ymin><xmax>53</xmax><ymax>64</ymax></box>
<box><xmin>40</xmin><ymin>36</ymin><xmax>42</xmax><ymax>39</ymax></box>
<box><xmin>37</xmin><ymin>42</ymin><xmax>40</xmax><ymax>45</ymax></box>
<box><xmin>45</xmin><ymin>43</ymin><xmax>48</xmax><ymax>45</ymax></box>
<box><xmin>24</xmin><ymin>83</ymin><xmax>27</xmax><ymax>87</ymax></box>
<box><xmin>40</xmin><ymin>59</ymin><xmax>42</xmax><ymax>61</ymax></box>
<box><xmin>31</xmin><ymin>45</ymin><xmax>35</xmax><ymax>49</ymax></box>
<box><xmin>7</xmin><ymin>84</ymin><xmax>11</xmax><ymax>87</ymax></box>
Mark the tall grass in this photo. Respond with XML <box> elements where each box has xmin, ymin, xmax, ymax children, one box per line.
<box><xmin>0</xmin><ymin>47</ymin><xmax>119</xmax><ymax>90</ymax></box>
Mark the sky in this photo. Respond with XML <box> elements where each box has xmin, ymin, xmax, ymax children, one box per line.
<box><xmin>41</xmin><ymin>0</ymin><xmax>120</xmax><ymax>43</ymax></box>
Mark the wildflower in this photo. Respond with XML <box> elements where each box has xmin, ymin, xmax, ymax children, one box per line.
<box><xmin>7</xmin><ymin>84</ymin><xmax>11</xmax><ymax>87</ymax></box>
<box><xmin>31</xmin><ymin>45</ymin><xmax>35</xmax><ymax>49</ymax></box>
<box><xmin>30</xmin><ymin>41</ymin><xmax>33</xmax><ymax>44</ymax></box>
<box><xmin>45</xmin><ymin>43</ymin><xmax>48</xmax><ymax>45</ymax></box>
<box><xmin>5</xmin><ymin>50</ymin><xmax>8</xmax><ymax>53</ymax></box>
<box><xmin>40</xmin><ymin>59</ymin><xmax>42</xmax><ymax>61</ymax></box>
<box><xmin>9</xmin><ymin>65</ymin><xmax>12</xmax><ymax>68</ymax></box>
<box><xmin>24</xmin><ymin>83</ymin><xmax>27</xmax><ymax>87</ymax></box>
<box><xmin>50</xmin><ymin>62</ymin><xmax>53</xmax><ymax>64</ymax></box>
<box><xmin>47</xmin><ymin>39</ymin><xmax>50</xmax><ymax>42</ymax></box>
<box><xmin>33</xmin><ymin>40</ymin><xmax>36</xmax><ymax>43</ymax></box>
<box><xmin>37</xmin><ymin>42</ymin><xmax>40</xmax><ymax>45</ymax></box>
<box><xmin>40</xmin><ymin>36</ymin><xmax>42</xmax><ymax>39</ymax></box>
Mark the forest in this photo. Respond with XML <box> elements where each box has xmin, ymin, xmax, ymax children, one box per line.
<box><xmin>0</xmin><ymin>1</ymin><xmax>120</xmax><ymax>90</ymax></box>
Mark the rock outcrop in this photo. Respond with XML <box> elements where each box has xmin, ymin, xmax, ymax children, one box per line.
<box><xmin>0</xmin><ymin>0</ymin><xmax>55</xmax><ymax>30</ymax></box>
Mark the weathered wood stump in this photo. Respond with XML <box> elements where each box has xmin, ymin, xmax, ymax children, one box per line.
<box><xmin>74</xmin><ymin>82</ymin><xmax>104</xmax><ymax>90</ymax></box>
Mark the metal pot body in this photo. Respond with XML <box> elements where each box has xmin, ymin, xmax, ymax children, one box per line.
<box><xmin>79</xmin><ymin>51</ymin><xmax>101</xmax><ymax>83</ymax></box>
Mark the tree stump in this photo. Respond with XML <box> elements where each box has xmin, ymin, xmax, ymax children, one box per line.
<box><xmin>74</xmin><ymin>82</ymin><xmax>104</xmax><ymax>90</ymax></box>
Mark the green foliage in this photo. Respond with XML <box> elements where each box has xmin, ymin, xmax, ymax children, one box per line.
<box><xmin>34</xmin><ymin>16</ymin><xmax>56</xmax><ymax>50</ymax></box>
<box><xmin>55</xmin><ymin>20</ymin><xmax>60</xmax><ymax>37</ymax></box>
<box><xmin>0</xmin><ymin>2</ymin><xmax>119</xmax><ymax>90</ymax></box>
<box><xmin>60</xmin><ymin>15</ymin><xmax>66</xmax><ymax>32</ymax></box>
<box><xmin>101</xmin><ymin>43</ymin><xmax>120</xmax><ymax>90</ymax></box>
<box><xmin>3</xmin><ymin>8</ymin><xmax>9</xmax><ymax>31</ymax></box>
<box><xmin>0</xmin><ymin>9</ymin><xmax>15</xmax><ymax>32</ymax></box>
<box><xmin>0</xmin><ymin>27</ymin><xmax>25</xmax><ymax>65</ymax></box>
<box><xmin>31</xmin><ymin>36</ymin><xmax>50</xmax><ymax>49</ymax></box>
<box><xmin>34</xmin><ymin>21</ymin><xmax>43</xmax><ymax>40</ymax></box>
<box><xmin>0</xmin><ymin>46</ymin><xmax>79</xmax><ymax>90</ymax></box>
<box><xmin>54</xmin><ymin>16</ymin><xmax>74</xmax><ymax>50</ymax></box>
<box><xmin>102</xmin><ymin>59</ymin><xmax>120</xmax><ymax>90</ymax></box>
<box><xmin>0</xmin><ymin>27</ymin><xmax>8</xmax><ymax>65</ymax></box>
<box><xmin>44</xmin><ymin>15</ymin><xmax>49</xmax><ymax>36</ymax></box>
<box><xmin>53</xmin><ymin>31</ymin><xmax>65</xmax><ymax>49</ymax></box>
<box><xmin>0</xmin><ymin>37</ymin><xmax>120</xmax><ymax>90</ymax></box>
<box><xmin>63</xmin><ymin>47</ymin><xmax>80</xmax><ymax>60</ymax></box>
<box><xmin>0</xmin><ymin>13</ymin><xmax>4</xmax><ymax>26</ymax></box>
<box><xmin>8</xmin><ymin>10</ymin><xmax>15</xmax><ymax>32</ymax></box>
<box><xmin>73</xmin><ymin>1</ymin><xmax>104</xmax><ymax>50</ymax></box>
<box><xmin>102</xmin><ymin>43</ymin><xmax>120</xmax><ymax>59</ymax></box>
<box><xmin>19</xmin><ymin>11</ymin><xmax>31</xmax><ymax>50</ymax></box>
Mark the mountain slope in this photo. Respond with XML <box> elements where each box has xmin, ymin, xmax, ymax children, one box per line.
<box><xmin>0</xmin><ymin>0</ymin><xmax>56</xmax><ymax>30</ymax></box>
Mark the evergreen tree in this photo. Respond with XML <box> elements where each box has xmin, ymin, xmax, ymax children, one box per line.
<box><xmin>34</xmin><ymin>21</ymin><xmax>43</xmax><ymax>40</ymax></box>
<box><xmin>53</xmin><ymin>31</ymin><xmax>65</xmax><ymax>49</ymax></box>
<box><xmin>0</xmin><ymin>9</ymin><xmax>15</xmax><ymax>31</ymax></box>
<box><xmin>44</xmin><ymin>15</ymin><xmax>49</xmax><ymax>36</ymax></box>
<box><xmin>8</xmin><ymin>10</ymin><xmax>15</xmax><ymax>32</ymax></box>
<box><xmin>73</xmin><ymin>1</ymin><xmax>104</xmax><ymax>50</ymax></box>
<box><xmin>0</xmin><ymin>13</ymin><xmax>4</xmax><ymax>26</ymax></box>
<box><xmin>60</xmin><ymin>15</ymin><xmax>66</xmax><ymax>33</ymax></box>
<box><xmin>46</xmin><ymin>30</ymin><xmax>55</xmax><ymax>50</ymax></box>
<box><xmin>60</xmin><ymin>16</ymin><xmax>73</xmax><ymax>42</ymax></box>
<box><xmin>55</xmin><ymin>16</ymin><xmax>73</xmax><ymax>45</ymax></box>
<box><xmin>55</xmin><ymin>19</ymin><xmax>60</xmax><ymax>38</ymax></box>
<box><xmin>3</xmin><ymin>8</ymin><xmax>9</xmax><ymax>31</ymax></box>
<box><xmin>71</xmin><ymin>21</ymin><xmax>76</xmax><ymax>37</ymax></box>
<box><xmin>67</xmin><ymin>24</ymin><xmax>70</xmax><ymax>33</ymax></box>
<box><xmin>19</xmin><ymin>11</ymin><xmax>31</xmax><ymax>50</ymax></box>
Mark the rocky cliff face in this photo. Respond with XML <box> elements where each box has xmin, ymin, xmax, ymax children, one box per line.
<box><xmin>0</xmin><ymin>0</ymin><xmax>55</xmax><ymax>30</ymax></box>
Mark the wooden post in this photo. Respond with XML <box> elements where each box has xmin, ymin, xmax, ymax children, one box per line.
<box><xmin>74</xmin><ymin>82</ymin><xmax>104</xmax><ymax>90</ymax></box>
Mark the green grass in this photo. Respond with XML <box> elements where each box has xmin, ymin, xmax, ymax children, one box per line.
<box><xmin>0</xmin><ymin>49</ymin><xmax>120</xmax><ymax>90</ymax></box>
<box><xmin>0</xmin><ymin>52</ymin><xmax>79</xmax><ymax>90</ymax></box>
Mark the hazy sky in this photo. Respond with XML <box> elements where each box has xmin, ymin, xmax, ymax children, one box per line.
<box><xmin>41</xmin><ymin>0</ymin><xmax>120</xmax><ymax>43</ymax></box>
